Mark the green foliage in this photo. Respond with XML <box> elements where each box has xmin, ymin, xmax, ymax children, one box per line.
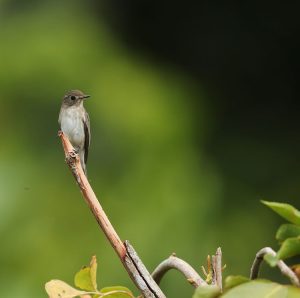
<box><xmin>262</xmin><ymin>201</ymin><xmax>300</xmax><ymax>265</ymax></box>
<box><xmin>100</xmin><ymin>287</ymin><xmax>135</xmax><ymax>297</ymax></box>
<box><xmin>224</xmin><ymin>275</ymin><xmax>249</xmax><ymax>289</ymax></box>
<box><xmin>261</xmin><ymin>201</ymin><xmax>300</xmax><ymax>225</ymax></box>
<box><xmin>222</xmin><ymin>280</ymin><xmax>300</xmax><ymax>298</ymax></box>
<box><xmin>194</xmin><ymin>279</ymin><xmax>300</xmax><ymax>298</ymax></box>
<box><xmin>74</xmin><ymin>255</ymin><xmax>98</xmax><ymax>291</ymax></box>
<box><xmin>276</xmin><ymin>224</ymin><xmax>300</xmax><ymax>243</ymax></box>
<box><xmin>193</xmin><ymin>285</ymin><xmax>221</xmax><ymax>298</ymax></box>
<box><xmin>277</xmin><ymin>237</ymin><xmax>300</xmax><ymax>261</ymax></box>
<box><xmin>194</xmin><ymin>201</ymin><xmax>300</xmax><ymax>298</ymax></box>
<box><xmin>45</xmin><ymin>256</ymin><xmax>133</xmax><ymax>298</ymax></box>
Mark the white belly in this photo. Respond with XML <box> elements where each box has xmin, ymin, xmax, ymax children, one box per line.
<box><xmin>60</xmin><ymin>107</ymin><xmax>84</xmax><ymax>149</ymax></box>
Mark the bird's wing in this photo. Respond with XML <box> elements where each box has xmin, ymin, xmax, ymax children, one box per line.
<box><xmin>83</xmin><ymin>110</ymin><xmax>90</xmax><ymax>163</ymax></box>
<box><xmin>58</xmin><ymin>107</ymin><xmax>63</xmax><ymax>125</ymax></box>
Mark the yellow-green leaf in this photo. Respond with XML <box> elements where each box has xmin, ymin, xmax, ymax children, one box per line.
<box><xmin>45</xmin><ymin>280</ymin><xmax>87</xmax><ymax>298</ymax></box>
<box><xmin>90</xmin><ymin>255</ymin><xmax>98</xmax><ymax>290</ymax></box>
<box><xmin>222</xmin><ymin>280</ymin><xmax>300</xmax><ymax>298</ymax></box>
<box><xmin>224</xmin><ymin>275</ymin><xmax>249</xmax><ymax>290</ymax></box>
<box><xmin>261</xmin><ymin>201</ymin><xmax>300</xmax><ymax>225</ymax></box>
<box><xmin>192</xmin><ymin>285</ymin><xmax>221</xmax><ymax>298</ymax></box>
<box><xmin>100</xmin><ymin>286</ymin><xmax>134</xmax><ymax>297</ymax></box>
<box><xmin>74</xmin><ymin>255</ymin><xmax>98</xmax><ymax>291</ymax></box>
<box><xmin>74</xmin><ymin>267</ymin><xmax>94</xmax><ymax>291</ymax></box>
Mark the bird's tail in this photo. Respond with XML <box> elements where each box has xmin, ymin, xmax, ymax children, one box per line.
<box><xmin>79</xmin><ymin>150</ymin><xmax>87</xmax><ymax>176</ymax></box>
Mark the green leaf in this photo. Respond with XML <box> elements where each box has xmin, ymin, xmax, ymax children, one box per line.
<box><xmin>224</xmin><ymin>275</ymin><xmax>249</xmax><ymax>290</ymax></box>
<box><xmin>45</xmin><ymin>280</ymin><xmax>88</xmax><ymax>298</ymax></box>
<box><xmin>276</xmin><ymin>224</ymin><xmax>300</xmax><ymax>243</ymax></box>
<box><xmin>192</xmin><ymin>285</ymin><xmax>221</xmax><ymax>298</ymax></box>
<box><xmin>74</xmin><ymin>255</ymin><xmax>98</xmax><ymax>291</ymax></box>
<box><xmin>261</xmin><ymin>201</ymin><xmax>300</xmax><ymax>225</ymax></box>
<box><xmin>222</xmin><ymin>280</ymin><xmax>300</xmax><ymax>298</ymax></box>
<box><xmin>277</xmin><ymin>237</ymin><xmax>300</xmax><ymax>260</ymax></box>
<box><xmin>100</xmin><ymin>286</ymin><xmax>134</xmax><ymax>297</ymax></box>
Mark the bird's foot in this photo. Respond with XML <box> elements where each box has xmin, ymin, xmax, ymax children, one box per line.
<box><xmin>69</xmin><ymin>148</ymin><xmax>78</xmax><ymax>158</ymax></box>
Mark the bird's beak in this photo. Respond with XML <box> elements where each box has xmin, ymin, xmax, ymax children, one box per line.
<box><xmin>81</xmin><ymin>95</ymin><xmax>90</xmax><ymax>100</ymax></box>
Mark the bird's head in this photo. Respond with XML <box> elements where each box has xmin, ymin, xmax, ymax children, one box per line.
<box><xmin>63</xmin><ymin>90</ymin><xmax>90</xmax><ymax>106</ymax></box>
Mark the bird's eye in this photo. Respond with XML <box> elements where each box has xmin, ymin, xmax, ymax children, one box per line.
<box><xmin>70</xmin><ymin>96</ymin><xmax>76</xmax><ymax>100</ymax></box>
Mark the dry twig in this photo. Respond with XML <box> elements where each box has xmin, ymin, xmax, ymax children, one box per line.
<box><xmin>215</xmin><ymin>248</ymin><xmax>222</xmax><ymax>291</ymax></box>
<box><xmin>151</xmin><ymin>254</ymin><xmax>207</xmax><ymax>288</ymax></box>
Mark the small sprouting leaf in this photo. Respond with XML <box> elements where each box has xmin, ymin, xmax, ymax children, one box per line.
<box><xmin>224</xmin><ymin>275</ymin><xmax>249</xmax><ymax>290</ymax></box>
<box><xmin>100</xmin><ymin>286</ymin><xmax>134</xmax><ymax>297</ymax></box>
<box><xmin>45</xmin><ymin>280</ymin><xmax>87</xmax><ymax>298</ymax></box>
<box><xmin>222</xmin><ymin>280</ymin><xmax>300</xmax><ymax>298</ymax></box>
<box><xmin>264</xmin><ymin>253</ymin><xmax>278</xmax><ymax>267</ymax></box>
<box><xmin>74</xmin><ymin>255</ymin><xmax>98</xmax><ymax>291</ymax></box>
<box><xmin>276</xmin><ymin>224</ymin><xmax>300</xmax><ymax>243</ymax></box>
<box><xmin>277</xmin><ymin>237</ymin><xmax>300</xmax><ymax>260</ymax></box>
<box><xmin>192</xmin><ymin>285</ymin><xmax>221</xmax><ymax>298</ymax></box>
<box><xmin>261</xmin><ymin>201</ymin><xmax>300</xmax><ymax>225</ymax></box>
<box><xmin>90</xmin><ymin>255</ymin><xmax>98</xmax><ymax>290</ymax></box>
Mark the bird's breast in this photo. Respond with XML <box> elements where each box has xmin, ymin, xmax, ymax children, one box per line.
<box><xmin>60</xmin><ymin>107</ymin><xmax>85</xmax><ymax>148</ymax></box>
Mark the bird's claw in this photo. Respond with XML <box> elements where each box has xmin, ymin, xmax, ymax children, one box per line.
<box><xmin>69</xmin><ymin>148</ymin><xmax>78</xmax><ymax>158</ymax></box>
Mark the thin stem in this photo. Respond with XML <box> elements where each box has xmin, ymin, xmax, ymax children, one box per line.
<box><xmin>59</xmin><ymin>131</ymin><xmax>125</xmax><ymax>257</ymax></box>
<box><xmin>211</xmin><ymin>255</ymin><xmax>216</xmax><ymax>285</ymax></box>
<box><xmin>151</xmin><ymin>254</ymin><xmax>207</xmax><ymax>288</ymax></box>
<box><xmin>250</xmin><ymin>247</ymin><xmax>300</xmax><ymax>287</ymax></box>
<box><xmin>215</xmin><ymin>248</ymin><xmax>222</xmax><ymax>291</ymax></box>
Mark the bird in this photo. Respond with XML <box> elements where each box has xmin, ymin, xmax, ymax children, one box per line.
<box><xmin>58</xmin><ymin>90</ymin><xmax>90</xmax><ymax>175</ymax></box>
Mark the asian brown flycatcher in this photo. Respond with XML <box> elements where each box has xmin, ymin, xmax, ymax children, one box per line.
<box><xmin>58</xmin><ymin>90</ymin><xmax>90</xmax><ymax>174</ymax></box>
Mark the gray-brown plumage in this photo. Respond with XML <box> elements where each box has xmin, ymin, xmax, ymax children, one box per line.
<box><xmin>58</xmin><ymin>90</ymin><xmax>90</xmax><ymax>174</ymax></box>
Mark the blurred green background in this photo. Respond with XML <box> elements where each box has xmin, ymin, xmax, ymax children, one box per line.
<box><xmin>1</xmin><ymin>1</ymin><xmax>299</xmax><ymax>297</ymax></box>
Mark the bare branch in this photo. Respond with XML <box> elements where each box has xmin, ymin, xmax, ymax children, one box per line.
<box><xmin>211</xmin><ymin>255</ymin><xmax>216</xmax><ymax>286</ymax></box>
<box><xmin>215</xmin><ymin>248</ymin><xmax>222</xmax><ymax>291</ymax></box>
<box><xmin>59</xmin><ymin>131</ymin><xmax>165</xmax><ymax>298</ymax></box>
<box><xmin>151</xmin><ymin>254</ymin><xmax>207</xmax><ymax>288</ymax></box>
<box><xmin>250</xmin><ymin>247</ymin><xmax>300</xmax><ymax>287</ymax></box>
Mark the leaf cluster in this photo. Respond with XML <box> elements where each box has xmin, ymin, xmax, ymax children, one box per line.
<box><xmin>194</xmin><ymin>200</ymin><xmax>300</xmax><ymax>298</ymax></box>
<box><xmin>45</xmin><ymin>256</ymin><xmax>133</xmax><ymax>298</ymax></box>
<box><xmin>261</xmin><ymin>201</ymin><xmax>300</xmax><ymax>269</ymax></box>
